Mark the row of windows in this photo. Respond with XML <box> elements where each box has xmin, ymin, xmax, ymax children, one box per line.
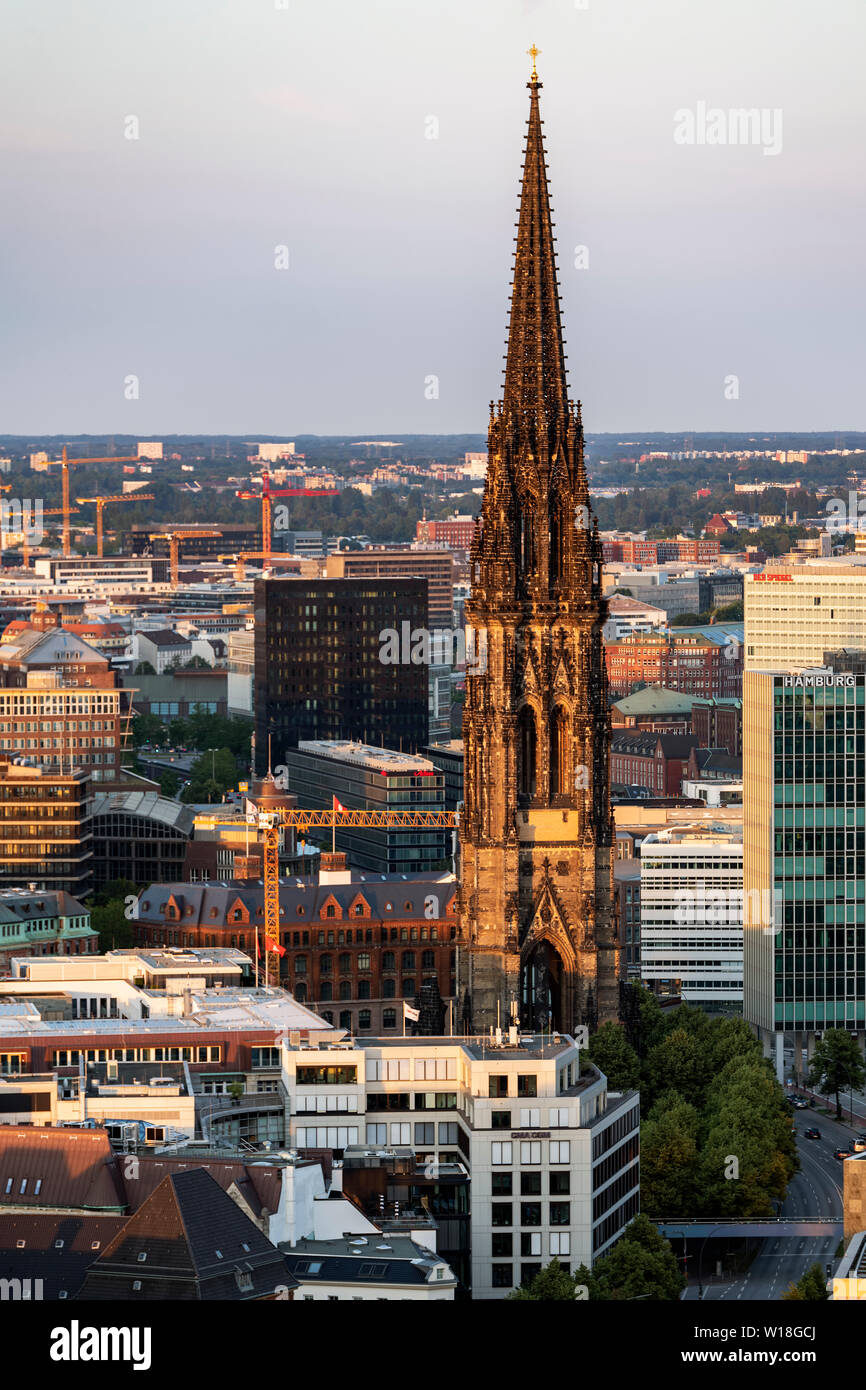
<box><xmin>491</xmin><ymin>1201</ymin><xmax>571</xmax><ymax>1228</ymax></box>
<box><xmin>491</xmin><ymin>1141</ymin><xmax>571</xmax><ymax>1166</ymax></box>
<box><xmin>491</xmin><ymin>1108</ymin><xmax>572</xmax><ymax>1130</ymax></box>
<box><xmin>51</xmin><ymin>1046</ymin><xmax>222</xmax><ymax>1066</ymax></box>
<box><xmin>492</xmin><ymin>1171</ymin><xmax>570</xmax><ymax>1196</ymax></box>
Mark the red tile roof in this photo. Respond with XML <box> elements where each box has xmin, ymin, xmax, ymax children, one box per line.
<box><xmin>0</xmin><ymin>1127</ymin><xmax>126</xmax><ymax>1211</ymax></box>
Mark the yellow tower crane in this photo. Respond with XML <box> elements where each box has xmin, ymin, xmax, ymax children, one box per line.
<box><xmin>148</xmin><ymin>530</ymin><xmax>222</xmax><ymax>588</ymax></box>
<box><xmin>20</xmin><ymin>506</ymin><xmax>81</xmax><ymax>568</ymax></box>
<box><xmin>41</xmin><ymin>447</ymin><xmax>138</xmax><ymax>556</ymax></box>
<box><xmin>204</xmin><ymin>806</ymin><xmax>457</xmax><ymax>989</ymax></box>
<box><xmin>77</xmin><ymin>494</ymin><xmax>155</xmax><ymax>558</ymax></box>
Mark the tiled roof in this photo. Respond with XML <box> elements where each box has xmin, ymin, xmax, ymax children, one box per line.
<box><xmin>0</xmin><ymin>1212</ymin><xmax>127</xmax><ymax>1300</ymax></box>
<box><xmin>134</xmin><ymin>876</ymin><xmax>458</xmax><ymax>926</ymax></box>
<box><xmin>0</xmin><ymin>1127</ymin><xmax>127</xmax><ymax>1211</ymax></box>
<box><xmin>78</xmin><ymin>1168</ymin><xmax>296</xmax><ymax>1301</ymax></box>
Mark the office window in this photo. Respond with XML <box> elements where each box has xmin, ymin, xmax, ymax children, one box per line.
<box><xmin>491</xmin><ymin>1172</ymin><xmax>513</xmax><ymax>1196</ymax></box>
<box><xmin>550</xmin><ymin>1140</ymin><xmax>570</xmax><ymax>1165</ymax></box>
<box><xmin>492</xmin><ymin>1265</ymin><xmax>513</xmax><ymax>1288</ymax></box>
<box><xmin>491</xmin><ymin>1110</ymin><xmax>511</xmax><ymax>1130</ymax></box>
<box><xmin>520</xmin><ymin>1203</ymin><xmax>541</xmax><ymax>1227</ymax></box>
<box><xmin>366</xmin><ymin>1123</ymin><xmax>386</xmax><ymax>1144</ymax></box>
<box><xmin>549</xmin><ymin>1202</ymin><xmax>570</xmax><ymax>1226</ymax></box>
<box><xmin>520</xmin><ymin>1171</ymin><xmax>542</xmax><ymax>1196</ymax></box>
<box><xmin>549</xmin><ymin>1171</ymin><xmax>570</xmax><ymax>1196</ymax></box>
<box><xmin>492</xmin><ymin>1233</ymin><xmax>513</xmax><ymax>1258</ymax></box>
<box><xmin>517</xmin><ymin>1075</ymin><xmax>537</xmax><ymax>1097</ymax></box>
<box><xmin>491</xmin><ymin>1141</ymin><xmax>513</xmax><ymax>1166</ymax></box>
<box><xmin>520</xmin><ymin>1264</ymin><xmax>542</xmax><ymax>1286</ymax></box>
<box><xmin>520</xmin><ymin>1142</ymin><xmax>541</xmax><ymax>1166</ymax></box>
<box><xmin>491</xmin><ymin>1203</ymin><xmax>512</xmax><ymax>1228</ymax></box>
<box><xmin>550</xmin><ymin>1232</ymin><xmax>570</xmax><ymax>1257</ymax></box>
<box><xmin>489</xmin><ymin>1076</ymin><xmax>508</xmax><ymax>1098</ymax></box>
<box><xmin>519</xmin><ymin>1108</ymin><xmax>540</xmax><ymax>1128</ymax></box>
<box><xmin>415</xmin><ymin>1123</ymin><xmax>435</xmax><ymax>1145</ymax></box>
<box><xmin>549</xmin><ymin>1107</ymin><xmax>569</xmax><ymax>1128</ymax></box>
<box><xmin>520</xmin><ymin>1232</ymin><xmax>541</xmax><ymax>1257</ymax></box>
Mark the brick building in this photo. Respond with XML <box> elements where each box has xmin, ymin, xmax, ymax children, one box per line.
<box><xmin>131</xmin><ymin>863</ymin><xmax>458</xmax><ymax>1034</ymax></box>
<box><xmin>605</xmin><ymin>627</ymin><xmax>743</xmax><ymax>701</ymax></box>
<box><xmin>690</xmin><ymin>697</ymin><xmax>742</xmax><ymax>757</ymax></box>
<box><xmin>610</xmin><ymin>731</ymin><xmax>701</xmax><ymax>798</ymax></box>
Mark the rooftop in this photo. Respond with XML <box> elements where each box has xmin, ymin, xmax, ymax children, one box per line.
<box><xmin>296</xmin><ymin>740</ymin><xmax>436</xmax><ymax>775</ymax></box>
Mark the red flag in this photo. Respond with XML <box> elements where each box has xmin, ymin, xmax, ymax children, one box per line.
<box><xmin>333</xmin><ymin>795</ymin><xmax>346</xmax><ymax>813</ymax></box>
<box><xmin>267</xmin><ymin>940</ymin><xmax>286</xmax><ymax>956</ymax></box>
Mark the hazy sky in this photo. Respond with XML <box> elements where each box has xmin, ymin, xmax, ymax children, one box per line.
<box><xmin>1</xmin><ymin>0</ymin><xmax>863</xmax><ymax>435</ymax></box>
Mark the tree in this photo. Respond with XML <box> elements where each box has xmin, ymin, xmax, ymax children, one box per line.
<box><xmin>586</xmin><ymin>1022</ymin><xmax>640</xmax><ymax>1091</ymax></box>
<box><xmin>782</xmin><ymin>1264</ymin><xmax>829</xmax><ymax>1301</ymax></box>
<box><xmin>588</xmin><ymin>1215</ymin><xmax>685</xmax><ymax>1301</ymax></box>
<box><xmin>181</xmin><ymin>655</ymin><xmax>212</xmax><ymax>670</ymax></box>
<box><xmin>507</xmin><ymin>1261</ymin><xmax>580</xmax><ymax>1300</ymax></box>
<box><xmin>808</xmin><ymin>1028</ymin><xmax>866</xmax><ymax>1119</ymax></box>
<box><xmin>180</xmin><ymin>746</ymin><xmax>241</xmax><ymax>803</ymax></box>
<box><xmin>642</xmin><ymin>1026</ymin><xmax>713</xmax><ymax>1111</ymax></box>
<box><xmin>640</xmin><ymin>1092</ymin><xmax>701</xmax><ymax>1218</ymax></box>
<box><xmin>159</xmin><ymin>769</ymin><xmax>180</xmax><ymax>798</ymax></box>
<box><xmin>620</xmin><ymin>982</ymin><xmax>666</xmax><ymax>1060</ymax></box>
<box><xmin>134</xmin><ymin>661</ymin><xmax>157</xmax><ymax>675</ymax></box>
<box><xmin>131</xmin><ymin>712</ymin><xmax>167</xmax><ymax>747</ymax></box>
<box><xmin>713</xmin><ymin>600</ymin><xmax>744</xmax><ymax>621</ymax></box>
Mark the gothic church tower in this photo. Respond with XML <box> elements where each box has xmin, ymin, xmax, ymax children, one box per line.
<box><xmin>457</xmin><ymin>55</ymin><xmax>621</xmax><ymax>1034</ymax></box>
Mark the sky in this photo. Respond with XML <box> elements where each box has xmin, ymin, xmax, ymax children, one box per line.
<box><xmin>1</xmin><ymin>0</ymin><xmax>864</xmax><ymax>436</ymax></box>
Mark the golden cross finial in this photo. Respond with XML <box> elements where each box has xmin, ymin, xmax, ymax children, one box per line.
<box><xmin>527</xmin><ymin>44</ymin><xmax>541</xmax><ymax>81</ymax></box>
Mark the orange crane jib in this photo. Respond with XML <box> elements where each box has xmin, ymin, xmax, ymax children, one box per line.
<box><xmin>205</xmin><ymin>806</ymin><xmax>457</xmax><ymax>988</ymax></box>
<box><xmin>42</xmin><ymin>448</ymin><xmax>138</xmax><ymax>556</ymax></box>
<box><xmin>77</xmin><ymin>494</ymin><xmax>155</xmax><ymax>558</ymax></box>
<box><xmin>148</xmin><ymin>530</ymin><xmax>222</xmax><ymax>587</ymax></box>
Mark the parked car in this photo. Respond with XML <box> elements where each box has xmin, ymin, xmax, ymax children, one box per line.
<box><xmin>804</xmin><ymin>1127</ymin><xmax>821</xmax><ymax>1140</ymax></box>
<box><xmin>791</xmin><ymin>1097</ymin><xmax>809</xmax><ymax>1109</ymax></box>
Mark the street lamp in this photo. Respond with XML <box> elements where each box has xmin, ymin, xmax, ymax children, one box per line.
<box><xmin>698</xmin><ymin>1224</ymin><xmax>727</xmax><ymax>1300</ymax></box>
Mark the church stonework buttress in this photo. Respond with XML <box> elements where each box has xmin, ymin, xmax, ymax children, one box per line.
<box><xmin>457</xmin><ymin>60</ymin><xmax>621</xmax><ymax>1035</ymax></box>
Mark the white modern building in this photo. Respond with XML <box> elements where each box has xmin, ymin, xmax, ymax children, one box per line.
<box><xmin>639</xmin><ymin>825</ymin><xmax>745</xmax><ymax>1011</ymax></box>
<box><xmin>280</xmin><ymin>1032</ymin><xmax>639</xmax><ymax>1299</ymax></box>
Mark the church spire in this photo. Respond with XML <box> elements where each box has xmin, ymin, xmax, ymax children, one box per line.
<box><xmin>502</xmin><ymin>52</ymin><xmax>569</xmax><ymax>446</ymax></box>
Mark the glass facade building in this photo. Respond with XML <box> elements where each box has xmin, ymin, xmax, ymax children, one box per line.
<box><xmin>744</xmin><ymin>668</ymin><xmax>866</xmax><ymax>1062</ymax></box>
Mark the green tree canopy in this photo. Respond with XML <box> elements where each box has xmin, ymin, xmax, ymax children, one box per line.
<box><xmin>808</xmin><ymin>1028</ymin><xmax>866</xmax><ymax>1119</ymax></box>
<box><xmin>586</xmin><ymin>1022</ymin><xmax>640</xmax><ymax>1091</ymax></box>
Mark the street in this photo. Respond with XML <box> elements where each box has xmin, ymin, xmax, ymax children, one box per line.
<box><xmin>682</xmin><ymin>1107</ymin><xmax>853</xmax><ymax>1301</ymax></box>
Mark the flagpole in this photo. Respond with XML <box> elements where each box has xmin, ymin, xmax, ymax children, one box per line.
<box><xmin>402</xmin><ymin>1000</ymin><xmax>406</xmax><ymax>1037</ymax></box>
<box><xmin>255</xmin><ymin>923</ymin><xmax>259</xmax><ymax>989</ymax></box>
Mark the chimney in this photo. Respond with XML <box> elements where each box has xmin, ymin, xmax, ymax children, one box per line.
<box><xmin>319</xmin><ymin>851</ymin><xmax>351</xmax><ymax>885</ymax></box>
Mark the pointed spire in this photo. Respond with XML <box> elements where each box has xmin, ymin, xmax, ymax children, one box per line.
<box><xmin>502</xmin><ymin>59</ymin><xmax>569</xmax><ymax>443</ymax></box>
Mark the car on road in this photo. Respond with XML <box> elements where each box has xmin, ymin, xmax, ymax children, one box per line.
<box><xmin>790</xmin><ymin>1097</ymin><xmax>809</xmax><ymax>1109</ymax></box>
<box><xmin>834</xmin><ymin>1146</ymin><xmax>853</xmax><ymax>1160</ymax></box>
<box><xmin>804</xmin><ymin>1127</ymin><xmax>821</xmax><ymax>1140</ymax></box>
<box><xmin>853</xmin><ymin>1136</ymin><xmax>866</xmax><ymax>1152</ymax></box>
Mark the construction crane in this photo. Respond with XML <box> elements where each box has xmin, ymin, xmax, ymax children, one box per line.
<box><xmin>41</xmin><ymin>447</ymin><xmax>138</xmax><ymax>555</ymax></box>
<box><xmin>20</xmin><ymin>506</ymin><xmax>81</xmax><ymax>568</ymax></box>
<box><xmin>148</xmin><ymin>530</ymin><xmax>222</xmax><ymax>588</ymax></box>
<box><xmin>77</xmin><ymin>494</ymin><xmax>155</xmax><ymax>558</ymax></box>
<box><xmin>235</xmin><ymin>470</ymin><xmax>338</xmax><ymax>560</ymax></box>
<box><xmin>218</xmin><ymin>551</ymin><xmax>301</xmax><ymax>582</ymax></box>
<box><xmin>206</xmin><ymin>805</ymin><xmax>457</xmax><ymax>988</ymax></box>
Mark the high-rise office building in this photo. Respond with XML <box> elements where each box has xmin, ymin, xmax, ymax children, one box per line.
<box><xmin>0</xmin><ymin>758</ymin><xmax>93</xmax><ymax>897</ymax></box>
<box><xmin>283</xmin><ymin>741</ymin><xmax>450</xmax><ymax>873</ymax></box>
<box><xmin>253</xmin><ymin>577</ymin><xmax>429</xmax><ymax>775</ymax></box>
<box><xmin>744</xmin><ymin>665</ymin><xmax>866</xmax><ymax>1078</ymax></box>
<box><xmin>457</xmin><ymin>63</ymin><xmax>620</xmax><ymax>1034</ymax></box>
<box><xmin>640</xmin><ymin>825</ymin><xmax>744</xmax><ymax>1012</ymax></box>
<box><xmin>744</xmin><ymin>566</ymin><xmax>866</xmax><ymax>671</ymax></box>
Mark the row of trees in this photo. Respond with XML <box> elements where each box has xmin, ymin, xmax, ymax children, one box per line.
<box><xmin>508</xmin><ymin>1215</ymin><xmax>684</xmax><ymax>1301</ymax></box>
<box><xmin>587</xmin><ymin>992</ymin><xmax>798</xmax><ymax>1220</ymax></box>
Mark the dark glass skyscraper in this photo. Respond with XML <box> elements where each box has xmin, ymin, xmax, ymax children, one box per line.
<box><xmin>253</xmin><ymin>578</ymin><xmax>429</xmax><ymax>775</ymax></box>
